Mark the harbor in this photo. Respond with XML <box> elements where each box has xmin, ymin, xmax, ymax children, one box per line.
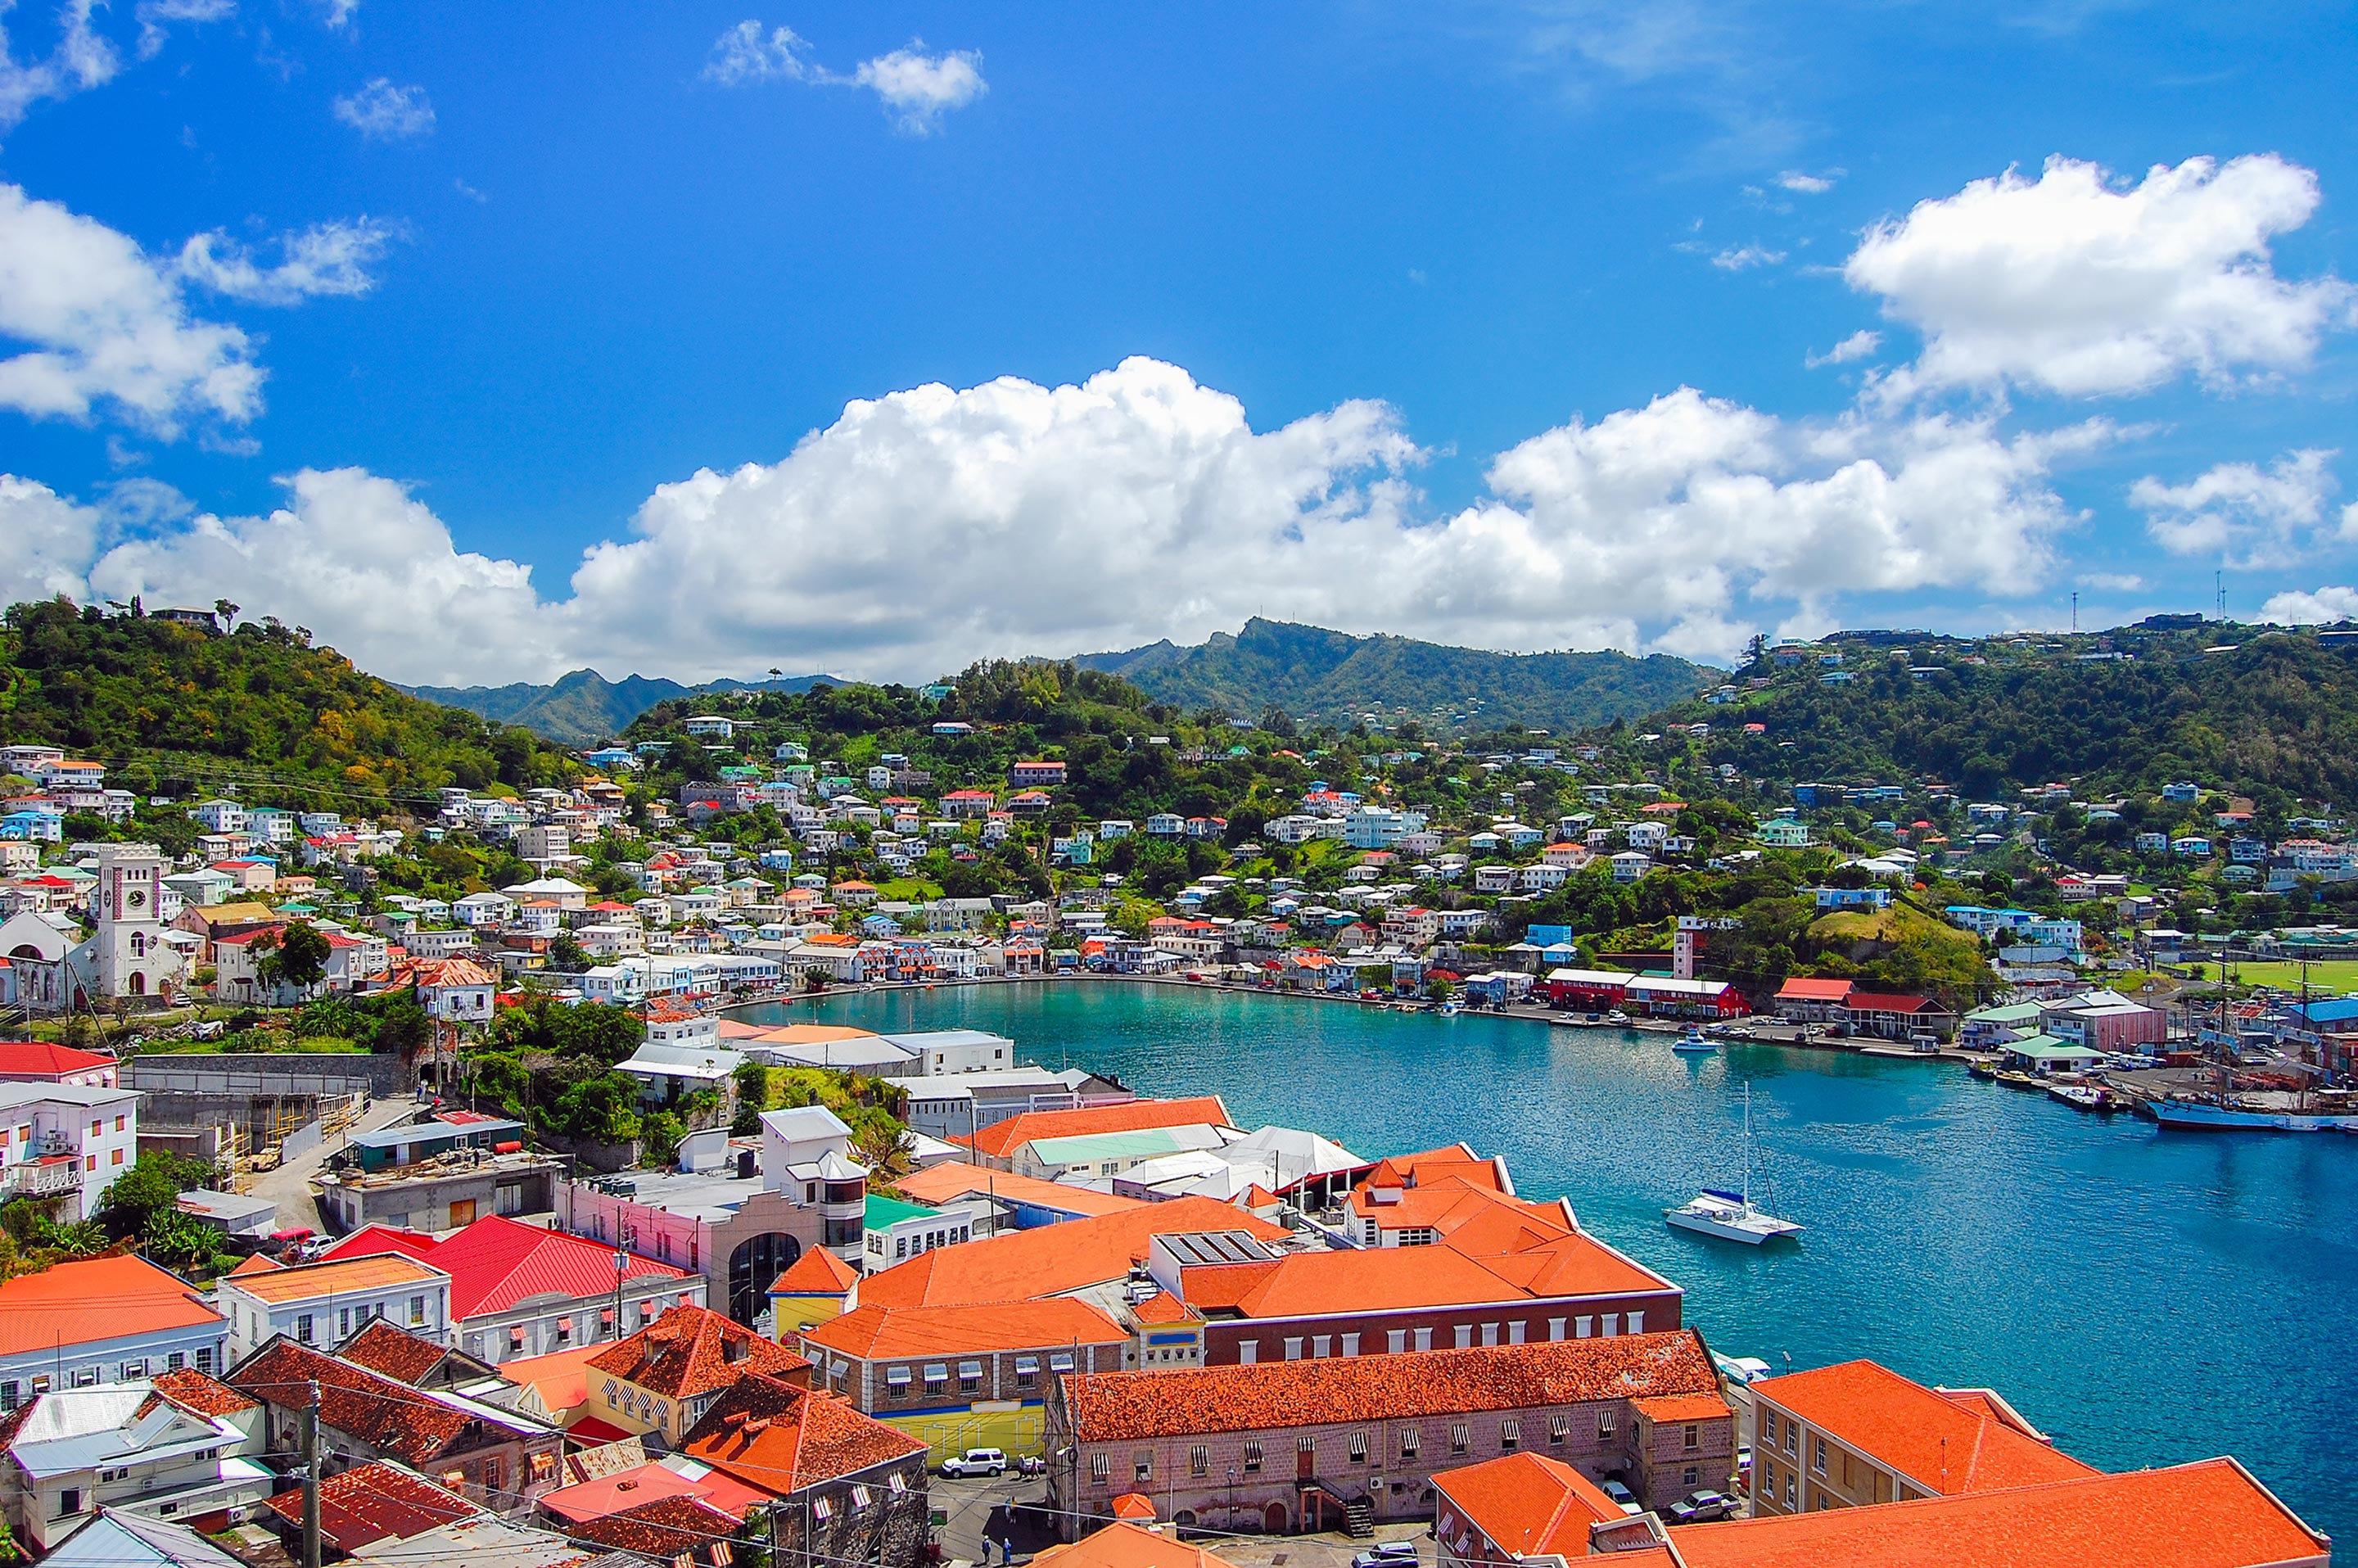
<box><xmin>737</xmin><ymin>978</ymin><xmax>2358</xmax><ymax>1547</ymax></box>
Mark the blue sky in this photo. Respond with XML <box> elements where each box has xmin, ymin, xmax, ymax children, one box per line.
<box><xmin>3</xmin><ymin>1</ymin><xmax>2358</xmax><ymax>684</ymax></box>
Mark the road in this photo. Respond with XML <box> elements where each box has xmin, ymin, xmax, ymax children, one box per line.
<box><xmin>928</xmin><ymin>1472</ymin><xmax>1422</xmax><ymax>1568</ymax></box>
<box><xmin>247</xmin><ymin>1093</ymin><xmax>420</xmax><ymax>1233</ymax></box>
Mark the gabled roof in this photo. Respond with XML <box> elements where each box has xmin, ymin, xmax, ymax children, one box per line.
<box><xmin>0</xmin><ymin>1255</ymin><xmax>223</xmax><ymax>1356</ymax></box>
<box><xmin>887</xmin><ymin>1164</ymin><xmax>1142</xmax><ymax>1218</ymax></box>
<box><xmin>801</xmin><ymin>1299</ymin><xmax>1129</xmax><ymax>1362</ymax></box>
<box><xmin>587</xmin><ymin>1305</ymin><xmax>810</xmax><ymax>1402</ymax></box>
<box><xmin>263</xmin><ymin>1460</ymin><xmax>483</xmax><ymax>1552</ymax></box>
<box><xmin>0</xmin><ymin>1040</ymin><xmax>113</xmax><ymax>1075</ymax></box>
<box><xmin>770</xmin><ymin>1247</ymin><xmax>861</xmax><ymax>1297</ymax></box>
<box><xmin>856</xmin><ymin>1196</ymin><xmax>1289</xmax><ymax>1309</ymax></box>
<box><xmin>228</xmin><ymin>1339</ymin><xmax>503</xmax><ymax>1466</ymax></box>
<box><xmin>1751</xmin><ymin>1360</ymin><xmax>2096</xmax><ymax>1495</ymax></box>
<box><xmin>1666</xmin><ymin>1458</ymin><xmax>2329</xmax><ymax>1568</ymax></box>
<box><xmin>1773</xmin><ymin>977</ymin><xmax>1855</xmax><ymax>1001</ymax></box>
<box><xmin>1064</xmin><ymin>1331</ymin><xmax>1719</xmax><ymax>1439</ymax></box>
<box><xmin>222</xmin><ymin>1251</ymin><xmax>447</xmax><ymax>1306</ymax></box>
<box><xmin>959</xmin><ymin>1097</ymin><xmax>1232</xmax><ymax>1160</ymax></box>
<box><xmin>325</xmin><ymin>1214</ymin><xmax>692</xmax><ymax>1321</ymax></box>
<box><xmin>337</xmin><ymin>1320</ymin><xmax>458</xmax><ymax>1385</ymax></box>
<box><xmin>143</xmin><ymin>1369</ymin><xmax>257</xmax><ymax>1421</ymax></box>
<box><xmin>1028</xmin><ymin>1518</ymin><xmax>1242</xmax><ymax>1568</ymax></box>
<box><xmin>680</xmin><ymin>1375</ymin><xmax>925</xmax><ymax>1496</ymax></box>
<box><xmin>1435</xmin><ymin>1450</ymin><xmax>1626</xmax><ymax>1558</ymax></box>
<box><xmin>538</xmin><ymin>1456</ymin><xmax>772</xmax><ymax>1525</ymax></box>
<box><xmin>568</xmin><ymin>1493</ymin><xmax>752</xmax><ymax>1560</ymax></box>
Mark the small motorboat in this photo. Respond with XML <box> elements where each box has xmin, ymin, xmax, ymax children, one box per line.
<box><xmin>1672</xmin><ymin>1025</ymin><xmax>1719</xmax><ymax>1054</ymax></box>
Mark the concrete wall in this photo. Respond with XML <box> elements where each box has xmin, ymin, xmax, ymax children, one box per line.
<box><xmin>125</xmin><ymin>1051</ymin><xmax>410</xmax><ymax>1097</ymax></box>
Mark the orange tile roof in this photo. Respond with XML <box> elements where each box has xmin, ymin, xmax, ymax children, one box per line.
<box><xmin>588</xmin><ymin>1304</ymin><xmax>811</xmax><ymax>1402</ymax></box>
<box><xmin>226</xmin><ymin>1252</ymin><xmax>448</xmax><ymax>1304</ymax></box>
<box><xmin>1130</xmin><ymin>1290</ymin><xmax>1197</xmax><ymax>1326</ymax></box>
<box><xmin>226</xmin><ymin>1254</ymin><xmax>285</xmax><ymax>1277</ymax></box>
<box><xmin>770</xmin><ymin>1246</ymin><xmax>861</xmax><ymax>1296</ymax></box>
<box><xmin>1435</xmin><ymin>1451</ymin><xmax>1624</xmax><ymax>1558</ymax></box>
<box><xmin>262</xmin><ymin>1461</ymin><xmax>481</xmax><ymax>1552</ymax></box>
<box><xmin>1181</xmin><ymin>1245</ymin><xmax>1532</xmax><ymax>1318</ymax></box>
<box><xmin>802</xmin><ymin>1299</ymin><xmax>1129</xmax><ymax>1362</ymax></box>
<box><xmin>570</xmin><ymin>1493</ymin><xmax>752</xmax><ymax>1559</ymax></box>
<box><xmin>1753</xmin><ymin>1360</ymin><xmax>2096</xmax><ymax>1495</ymax></box>
<box><xmin>1029</xmin><ymin>1521</ymin><xmax>1244</xmax><ymax>1568</ymax></box>
<box><xmin>1632</xmin><ymin>1391</ymin><xmax>1731</xmax><ymax>1422</ymax></box>
<box><xmin>496</xmin><ymin>1342</ymin><xmax>612</xmax><ymax>1418</ymax></box>
<box><xmin>857</xmin><ymin>1196</ymin><xmax>1289</xmax><ymax>1308</ymax></box>
<box><xmin>539</xmin><ymin>1457</ymin><xmax>771</xmax><ymax>1525</ymax></box>
<box><xmin>1669</xmin><ymin>1458</ymin><xmax>2329</xmax><ymax>1568</ymax></box>
<box><xmin>960</xmin><ymin>1097</ymin><xmax>1233</xmax><ymax>1159</ymax></box>
<box><xmin>337</xmin><ymin>1320</ymin><xmax>454</xmax><ymax>1384</ymax></box>
<box><xmin>680</xmin><ymin>1374</ymin><xmax>927</xmax><ymax>1494</ymax></box>
<box><xmin>0</xmin><ymin>1254</ymin><xmax>222</xmax><ymax>1355</ymax></box>
<box><xmin>889</xmin><ymin>1164</ymin><xmax>1144</xmax><ymax>1218</ymax></box>
<box><xmin>144</xmin><ymin>1368</ymin><xmax>258</xmax><ymax>1419</ymax></box>
<box><xmin>1064</xmin><ymin>1331</ymin><xmax>1719</xmax><ymax>1439</ymax></box>
<box><xmin>230</xmin><ymin>1340</ymin><xmax>480</xmax><ymax>1466</ymax></box>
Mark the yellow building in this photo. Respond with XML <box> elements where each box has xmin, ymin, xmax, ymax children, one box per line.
<box><xmin>583</xmin><ymin>1304</ymin><xmax>812</xmax><ymax>1448</ymax></box>
<box><xmin>769</xmin><ymin>1244</ymin><xmax>860</xmax><ymax>1340</ymax></box>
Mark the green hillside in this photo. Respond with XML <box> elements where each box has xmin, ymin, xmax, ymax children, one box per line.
<box><xmin>1073</xmin><ymin>618</ymin><xmax>1713</xmax><ymax>733</ymax></box>
<box><xmin>1645</xmin><ymin>623</ymin><xmax>2358</xmax><ymax>812</ymax></box>
<box><xmin>410</xmin><ymin>669</ymin><xmax>844</xmax><ymax>746</ymax></box>
<box><xmin>0</xmin><ymin>599</ymin><xmax>576</xmax><ymax>812</ymax></box>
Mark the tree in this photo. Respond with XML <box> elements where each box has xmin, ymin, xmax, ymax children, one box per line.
<box><xmin>255</xmin><ymin>920</ymin><xmax>331</xmax><ymax>994</ymax></box>
<box><xmin>138</xmin><ymin>1207</ymin><xmax>218</xmax><ymax>1273</ymax></box>
<box><xmin>98</xmin><ymin>1150</ymin><xmax>217</xmax><ymax>1238</ymax></box>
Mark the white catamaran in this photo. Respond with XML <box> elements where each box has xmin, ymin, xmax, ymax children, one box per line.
<box><xmin>1665</xmin><ymin>1083</ymin><xmax>1804</xmax><ymax>1245</ymax></box>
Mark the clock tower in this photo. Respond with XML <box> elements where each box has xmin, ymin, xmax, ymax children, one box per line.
<box><xmin>81</xmin><ymin>843</ymin><xmax>181</xmax><ymax>1001</ymax></box>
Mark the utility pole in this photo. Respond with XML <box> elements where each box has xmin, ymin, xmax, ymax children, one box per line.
<box><xmin>300</xmin><ymin>1379</ymin><xmax>322</xmax><ymax>1568</ymax></box>
<box><xmin>612</xmin><ymin>1221</ymin><xmax>635</xmax><ymax>1341</ymax></box>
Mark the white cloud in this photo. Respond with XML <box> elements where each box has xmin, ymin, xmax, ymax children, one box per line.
<box><xmin>1849</xmin><ymin>154</ymin><xmax>2356</xmax><ymax>400</ymax></box>
<box><xmin>317</xmin><ymin>0</ymin><xmax>355</xmax><ymax>29</ymax></box>
<box><xmin>134</xmin><ymin>0</ymin><xmax>233</xmax><ymax>61</ymax></box>
<box><xmin>703</xmin><ymin>20</ymin><xmax>985</xmax><ymax>132</ymax></box>
<box><xmin>174</xmin><ymin>218</ymin><xmax>396</xmax><ymax>304</ymax></box>
<box><xmin>2076</xmin><ymin>571</ymin><xmax>2145</xmax><ymax>592</ymax></box>
<box><xmin>702</xmin><ymin>20</ymin><xmax>810</xmax><ymax>85</ymax></box>
<box><xmin>0</xmin><ymin>182</ymin><xmax>261</xmax><ymax>436</ymax></box>
<box><xmin>333</xmin><ymin>77</ymin><xmax>433</xmax><ymax>139</ymax></box>
<box><xmin>16</xmin><ymin>359</ymin><xmax>2113</xmax><ymax>682</ymax></box>
<box><xmin>2260</xmin><ymin>585</ymin><xmax>2358</xmax><ymax>626</ymax></box>
<box><xmin>87</xmin><ymin>468</ymin><xmax>563</xmax><ymax>684</ymax></box>
<box><xmin>1805</xmin><ymin>328</ymin><xmax>1880</xmax><ymax>368</ymax></box>
<box><xmin>2130</xmin><ymin>450</ymin><xmax>2348</xmax><ymax>569</ymax></box>
<box><xmin>0</xmin><ymin>0</ymin><xmax>119</xmax><ymax>136</ymax></box>
<box><xmin>1777</xmin><ymin>169</ymin><xmax>1835</xmax><ymax>193</ymax></box>
<box><xmin>0</xmin><ymin>472</ymin><xmax>97</xmax><ymax>602</ymax></box>
<box><xmin>1710</xmin><ymin>243</ymin><xmax>1783</xmax><ymax>270</ymax></box>
<box><xmin>853</xmin><ymin>43</ymin><xmax>985</xmax><ymax>133</ymax></box>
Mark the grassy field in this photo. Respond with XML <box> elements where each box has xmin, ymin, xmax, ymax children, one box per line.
<box><xmin>2219</xmin><ymin>959</ymin><xmax>2358</xmax><ymax>994</ymax></box>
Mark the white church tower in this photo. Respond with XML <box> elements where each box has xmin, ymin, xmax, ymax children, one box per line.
<box><xmin>74</xmin><ymin>843</ymin><xmax>183</xmax><ymax>1002</ymax></box>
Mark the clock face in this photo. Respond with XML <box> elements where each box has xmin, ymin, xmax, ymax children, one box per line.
<box><xmin>126</xmin><ymin>889</ymin><xmax>146</xmax><ymax>909</ymax></box>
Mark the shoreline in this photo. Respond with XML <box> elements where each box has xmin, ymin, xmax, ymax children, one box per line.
<box><xmin>720</xmin><ymin>970</ymin><xmax>1978</xmax><ymax>1064</ymax></box>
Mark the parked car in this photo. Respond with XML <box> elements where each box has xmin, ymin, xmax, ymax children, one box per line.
<box><xmin>940</xmin><ymin>1448</ymin><xmax>1007</xmax><ymax>1478</ymax></box>
<box><xmin>1667</xmin><ymin>1490</ymin><xmax>1733</xmax><ymax>1524</ymax></box>
<box><xmin>1351</xmin><ymin>1544</ymin><xmax>1419</xmax><ymax>1568</ymax></box>
<box><xmin>1597</xmin><ymin>1480</ymin><xmax>1642</xmax><ymax>1517</ymax></box>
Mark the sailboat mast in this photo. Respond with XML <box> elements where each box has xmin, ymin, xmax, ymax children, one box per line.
<box><xmin>1741</xmin><ymin>1082</ymin><xmax>1753</xmax><ymax>1209</ymax></box>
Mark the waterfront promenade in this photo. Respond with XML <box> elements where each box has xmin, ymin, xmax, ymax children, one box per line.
<box><xmin>735</xmin><ymin>978</ymin><xmax>2358</xmax><ymax>1547</ymax></box>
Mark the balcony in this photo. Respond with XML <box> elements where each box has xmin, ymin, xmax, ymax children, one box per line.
<box><xmin>7</xmin><ymin>1159</ymin><xmax>82</xmax><ymax>1197</ymax></box>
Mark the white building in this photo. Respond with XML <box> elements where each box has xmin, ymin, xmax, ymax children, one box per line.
<box><xmin>0</xmin><ymin>1082</ymin><xmax>142</xmax><ymax>1220</ymax></box>
<box><xmin>1</xmin><ymin>1379</ymin><xmax>272</xmax><ymax>1555</ymax></box>
<box><xmin>215</xmin><ymin>1254</ymin><xmax>454</xmax><ymax>1362</ymax></box>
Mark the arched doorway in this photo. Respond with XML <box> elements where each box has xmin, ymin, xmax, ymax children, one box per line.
<box><xmin>1263</xmin><ymin>1502</ymin><xmax>1288</xmax><ymax>1534</ymax></box>
<box><xmin>127</xmin><ymin>972</ymin><xmax>145</xmax><ymax>996</ymax></box>
<box><xmin>726</xmin><ymin>1232</ymin><xmax>802</xmax><ymax>1325</ymax></box>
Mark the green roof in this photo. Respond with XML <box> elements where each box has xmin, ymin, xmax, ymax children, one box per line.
<box><xmin>1028</xmin><ymin>1127</ymin><xmax>1199</xmax><ymax>1164</ymax></box>
<box><xmin>1967</xmin><ymin>1002</ymin><xmax>2046</xmax><ymax>1023</ymax></box>
<box><xmin>2003</xmin><ymin>1033</ymin><xmax>2103</xmax><ymax>1061</ymax></box>
<box><xmin>863</xmin><ymin>1193</ymin><xmax>940</xmax><ymax>1231</ymax></box>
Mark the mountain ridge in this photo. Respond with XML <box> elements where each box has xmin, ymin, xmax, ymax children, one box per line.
<box><xmin>406</xmin><ymin>667</ymin><xmax>844</xmax><ymax>746</ymax></box>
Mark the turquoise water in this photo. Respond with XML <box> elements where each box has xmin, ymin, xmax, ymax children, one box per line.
<box><xmin>742</xmin><ymin>983</ymin><xmax>2357</xmax><ymax>1539</ymax></box>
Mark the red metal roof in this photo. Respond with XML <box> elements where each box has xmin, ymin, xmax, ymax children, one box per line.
<box><xmin>264</xmin><ymin>1460</ymin><xmax>481</xmax><ymax>1552</ymax></box>
<box><xmin>326</xmin><ymin>1213</ymin><xmax>693</xmax><ymax>1321</ymax></box>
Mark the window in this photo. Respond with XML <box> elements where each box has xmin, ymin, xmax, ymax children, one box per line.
<box><xmin>1601</xmin><ymin>1313</ymin><xmax>1619</xmax><ymax>1336</ymax></box>
<box><xmin>1348</xmin><ymin>1431</ymin><xmax>1369</xmax><ymax>1464</ymax></box>
<box><xmin>1341</xmin><ymin>1333</ymin><xmax>1360</xmax><ymax>1356</ymax></box>
<box><xmin>1386</xmin><ymin>1330</ymin><xmax>1406</xmax><ymax>1354</ymax></box>
<box><xmin>886</xmin><ymin>1367</ymin><xmax>913</xmax><ymax>1398</ymax></box>
<box><xmin>482</xmin><ymin>1458</ymin><xmax>501</xmax><ymax>1495</ymax></box>
<box><xmin>196</xmin><ymin>1349</ymin><xmax>214</xmax><ymax>1372</ymax></box>
<box><xmin>924</xmin><ymin>1364</ymin><xmax>949</xmax><ymax>1394</ymax></box>
<box><xmin>1050</xmin><ymin>1352</ymin><xmax>1077</xmax><ymax>1375</ymax></box>
<box><xmin>1547</xmin><ymin>1416</ymin><xmax>1569</xmax><ymax>1447</ymax></box>
<box><xmin>1760</xmin><ymin>1461</ymin><xmax>1776</xmax><ymax>1498</ymax></box>
<box><xmin>1627</xmin><ymin>1311</ymin><xmax>1644</xmax><ymax>1335</ymax></box>
<box><xmin>409</xmin><ymin>1295</ymin><xmax>427</xmax><ymax>1326</ymax></box>
<box><xmin>1784</xmin><ymin>1473</ymin><xmax>1796</xmax><ymax>1509</ymax></box>
<box><xmin>120</xmin><ymin>1358</ymin><xmax>145</xmax><ymax>1380</ymax></box>
<box><xmin>1398</xmin><ymin>1428</ymin><xmax>1421</xmax><ymax>1459</ymax></box>
<box><xmin>1413</xmin><ymin>1328</ymin><xmax>1434</xmax><ymax>1352</ymax></box>
<box><xmin>1575</xmin><ymin>1316</ymin><xmax>1592</xmax><ymax>1339</ymax></box>
<box><xmin>56</xmin><ymin>1489</ymin><xmax>80</xmax><ymax>1518</ymax></box>
<box><xmin>1507</xmin><ymin>1320</ymin><xmax>1526</xmax><ymax>1345</ymax></box>
<box><xmin>852</xmin><ymin>1484</ymin><xmax>873</xmax><ymax>1510</ymax></box>
<box><xmin>1242</xmin><ymin>1443</ymin><xmax>1263</xmax><ymax>1475</ymax></box>
<box><xmin>1452</xmin><ymin>1325</ymin><xmax>1472</xmax><ymax>1349</ymax></box>
<box><xmin>1237</xmin><ymin>1341</ymin><xmax>1258</xmax><ymax>1366</ymax></box>
<box><xmin>338</xmin><ymin>1308</ymin><xmax>352</xmax><ymax>1338</ymax></box>
<box><xmin>1312</xmin><ymin>1335</ymin><xmax>1331</xmax><ymax>1358</ymax></box>
<box><xmin>959</xmin><ymin>1360</ymin><xmax>983</xmax><ymax>1394</ymax></box>
<box><xmin>1479</xmin><ymin>1323</ymin><xmax>1499</xmax><ymax>1348</ymax></box>
<box><xmin>1683</xmin><ymin>1465</ymin><xmax>1701</xmax><ymax>1488</ymax></box>
<box><xmin>1449</xmin><ymin>1423</ymin><xmax>1469</xmax><ymax>1456</ymax></box>
<box><xmin>1090</xmin><ymin>1453</ymin><xmax>1111</xmax><ymax>1485</ymax></box>
<box><xmin>1283</xmin><ymin>1338</ymin><xmax>1304</xmax><ymax>1361</ymax></box>
<box><xmin>1683</xmin><ymin>1423</ymin><xmax>1700</xmax><ymax>1451</ymax></box>
<box><xmin>1190</xmin><ymin>1445</ymin><xmax>1209</xmax><ymax>1477</ymax></box>
<box><xmin>296</xmin><ymin>1314</ymin><xmax>314</xmax><ymax>1344</ymax></box>
<box><xmin>114</xmin><ymin>1115</ymin><xmax>124</xmax><ymax>1132</ymax></box>
<box><xmin>1814</xmin><ymin>1437</ymin><xmax>1827</xmax><ymax>1475</ymax></box>
<box><xmin>1134</xmin><ymin>1452</ymin><xmax>1152</xmax><ymax>1484</ymax></box>
<box><xmin>1761</xmin><ymin>1412</ymin><xmax>1777</xmax><ymax>1447</ymax></box>
<box><xmin>1547</xmin><ymin>1317</ymin><xmax>1566</xmax><ymax>1342</ymax></box>
<box><xmin>557</xmin><ymin>1316</ymin><xmax>574</xmax><ymax>1346</ymax></box>
<box><xmin>1784</xmin><ymin>1421</ymin><xmax>1798</xmax><ymax>1457</ymax></box>
<box><xmin>1014</xmin><ymin>1356</ymin><xmax>1039</xmax><ymax>1389</ymax></box>
<box><xmin>111</xmin><ymin>1148</ymin><xmax>123</xmax><ymax>1166</ymax></box>
<box><xmin>510</xmin><ymin>1326</ymin><xmax>526</xmax><ymax>1353</ymax></box>
<box><xmin>1597</xmin><ymin>1409</ymin><xmax>1616</xmax><ymax>1439</ymax></box>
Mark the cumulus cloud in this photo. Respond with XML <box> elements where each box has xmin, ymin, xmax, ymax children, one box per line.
<box><xmin>86</xmin><ymin>468</ymin><xmax>563</xmax><ymax>684</ymax></box>
<box><xmin>333</xmin><ymin>77</ymin><xmax>433</xmax><ymax>139</ymax></box>
<box><xmin>1777</xmin><ymin>169</ymin><xmax>1835</xmax><ymax>193</ymax></box>
<box><xmin>2261</xmin><ymin>585</ymin><xmax>2358</xmax><ymax>626</ymax></box>
<box><xmin>2130</xmin><ymin>449</ymin><xmax>2350</xmax><ymax>569</ymax></box>
<box><xmin>316</xmin><ymin>0</ymin><xmax>355</xmax><ymax>29</ymax></box>
<box><xmin>853</xmin><ymin>44</ymin><xmax>985</xmax><ymax>133</ymax></box>
<box><xmin>134</xmin><ymin>0</ymin><xmax>233</xmax><ymax>61</ymax></box>
<box><xmin>1710</xmin><ymin>243</ymin><xmax>1783</xmax><ymax>271</ymax></box>
<box><xmin>0</xmin><ymin>0</ymin><xmax>119</xmax><ymax>136</ymax></box>
<box><xmin>703</xmin><ymin>20</ymin><xmax>984</xmax><ymax>132</ymax></box>
<box><xmin>1848</xmin><ymin>154</ymin><xmax>2356</xmax><ymax>400</ymax></box>
<box><xmin>1806</xmin><ymin>328</ymin><xmax>1881</xmax><ymax>368</ymax></box>
<box><xmin>0</xmin><ymin>182</ymin><xmax>261</xmax><ymax>436</ymax></box>
<box><xmin>0</xmin><ymin>472</ymin><xmax>97</xmax><ymax>602</ymax></box>
<box><xmin>13</xmin><ymin>358</ymin><xmax>2114</xmax><ymax>682</ymax></box>
<box><xmin>174</xmin><ymin>218</ymin><xmax>396</xmax><ymax>304</ymax></box>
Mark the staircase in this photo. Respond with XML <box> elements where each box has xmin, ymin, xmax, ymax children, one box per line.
<box><xmin>1340</xmin><ymin>1498</ymin><xmax>1375</xmax><ymax>1538</ymax></box>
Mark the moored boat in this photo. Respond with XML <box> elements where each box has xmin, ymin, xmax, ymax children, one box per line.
<box><xmin>1672</xmin><ymin>1024</ymin><xmax>1718</xmax><ymax>1054</ymax></box>
<box><xmin>1665</xmin><ymin>1084</ymin><xmax>1802</xmax><ymax>1245</ymax></box>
